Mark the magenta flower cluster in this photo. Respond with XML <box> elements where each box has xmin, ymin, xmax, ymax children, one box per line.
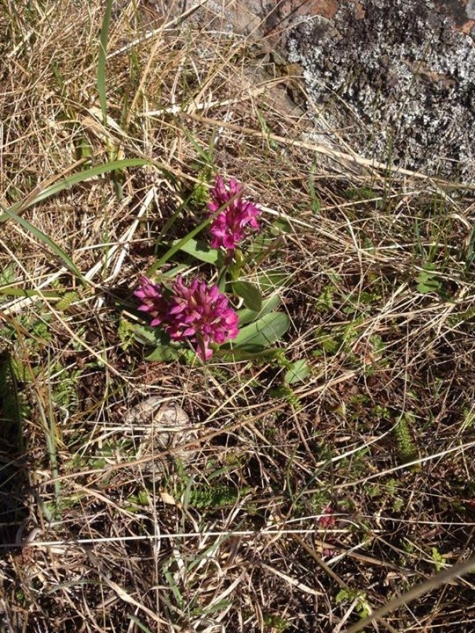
<box><xmin>135</xmin><ymin>276</ymin><xmax>239</xmax><ymax>361</ymax></box>
<box><xmin>135</xmin><ymin>177</ymin><xmax>261</xmax><ymax>359</ymax></box>
<box><xmin>208</xmin><ymin>175</ymin><xmax>260</xmax><ymax>251</ymax></box>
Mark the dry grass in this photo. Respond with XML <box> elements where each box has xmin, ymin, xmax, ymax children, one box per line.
<box><xmin>1</xmin><ymin>1</ymin><xmax>475</xmax><ymax>632</ymax></box>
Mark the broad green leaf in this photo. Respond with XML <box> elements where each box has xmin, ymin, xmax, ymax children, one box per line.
<box><xmin>175</xmin><ymin>238</ymin><xmax>220</xmax><ymax>264</ymax></box>
<box><xmin>258</xmin><ymin>271</ymin><xmax>291</xmax><ymax>292</ymax></box>
<box><xmin>231</xmin><ymin>311</ymin><xmax>290</xmax><ymax>349</ymax></box>
<box><xmin>238</xmin><ymin>294</ymin><xmax>281</xmax><ymax>326</ymax></box>
<box><xmin>232</xmin><ymin>281</ymin><xmax>262</xmax><ymax>311</ymax></box>
<box><xmin>133</xmin><ymin>323</ymin><xmax>168</xmax><ymax>346</ymax></box>
<box><xmin>416</xmin><ymin>265</ymin><xmax>440</xmax><ymax>294</ymax></box>
<box><xmin>0</xmin><ymin>263</ymin><xmax>17</xmax><ymax>285</ymax></box>
<box><xmin>134</xmin><ymin>324</ymin><xmax>180</xmax><ymax>360</ymax></box>
<box><xmin>284</xmin><ymin>359</ymin><xmax>311</xmax><ymax>385</ymax></box>
<box><xmin>271</xmin><ymin>217</ymin><xmax>293</xmax><ymax>234</ymax></box>
<box><xmin>219</xmin><ymin>347</ymin><xmax>282</xmax><ymax>361</ymax></box>
<box><xmin>416</xmin><ymin>281</ymin><xmax>440</xmax><ymax>294</ymax></box>
<box><xmin>145</xmin><ymin>345</ymin><xmax>180</xmax><ymax>361</ymax></box>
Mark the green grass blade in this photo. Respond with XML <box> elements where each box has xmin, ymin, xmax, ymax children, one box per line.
<box><xmin>1</xmin><ymin>205</ymin><xmax>85</xmax><ymax>281</ymax></box>
<box><xmin>28</xmin><ymin>159</ymin><xmax>150</xmax><ymax>207</ymax></box>
<box><xmin>97</xmin><ymin>0</ymin><xmax>114</xmax><ymax>123</ymax></box>
<box><xmin>128</xmin><ymin>616</ymin><xmax>153</xmax><ymax>633</ymax></box>
<box><xmin>1</xmin><ymin>159</ymin><xmax>153</xmax><ymax>221</ymax></box>
<box><xmin>147</xmin><ymin>215</ymin><xmax>214</xmax><ymax>276</ymax></box>
<box><xmin>0</xmin><ymin>287</ymin><xmax>61</xmax><ymax>298</ymax></box>
<box><xmin>35</xmin><ymin>391</ymin><xmax>61</xmax><ymax>515</ymax></box>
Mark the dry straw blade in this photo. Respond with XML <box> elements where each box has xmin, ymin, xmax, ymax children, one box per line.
<box><xmin>346</xmin><ymin>557</ymin><xmax>475</xmax><ymax>633</ymax></box>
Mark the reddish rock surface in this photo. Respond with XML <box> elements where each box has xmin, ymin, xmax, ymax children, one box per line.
<box><xmin>155</xmin><ymin>0</ymin><xmax>475</xmax><ymax>50</ymax></box>
<box><xmin>155</xmin><ymin>0</ymin><xmax>338</xmax><ymax>49</ymax></box>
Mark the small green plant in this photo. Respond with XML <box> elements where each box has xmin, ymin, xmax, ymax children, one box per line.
<box><xmin>394</xmin><ymin>414</ymin><xmax>418</xmax><ymax>465</ymax></box>
<box><xmin>125</xmin><ymin>490</ymin><xmax>151</xmax><ymax>512</ymax></box>
<box><xmin>447</xmin><ymin>303</ymin><xmax>475</xmax><ymax>328</ymax></box>
<box><xmin>269</xmin><ymin>383</ymin><xmax>302</xmax><ymax>409</ymax></box>
<box><xmin>336</xmin><ymin>588</ymin><xmax>371</xmax><ymax>620</ymax></box>
<box><xmin>49</xmin><ymin>364</ymin><xmax>82</xmax><ymax>411</ymax></box>
<box><xmin>343</xmin><ymin>185</ymin><xmax>380</xmax><ymax>202</ymax></box>
<box><xmin>118</xmin><ymin>317</ymin><xmax>136</xmax><ymax>351</ymax></box>
<box><xmin>416</xmin><ymin>262</ymin><xmax>441</xmax><ymax>294</ymax></box>
<box><xmin>283</xmin><ymin>358</ymin><xmax>312</xmax><ymax>385</ymax></box>
<box><xmin>316</xmin><ymin>284</ymin><xmax>334</xmax><ymax>312</ymax></box>
<box><xmin>188</xmin><ymin>483</ymin><xmax>245</xmax><ymax>510</ymax></box>
<box><xmin>263</xmin><ymin>613</ymin><xmax>290</xmax><ymax>632</ymax></box>
<box><xmin>431</xmin><ymin>547</ymin><xmax>447</xmax><ymax>572</ymax></box>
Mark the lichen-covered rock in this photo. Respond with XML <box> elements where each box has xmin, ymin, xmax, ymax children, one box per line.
<box><xmin>288</xmin><ymin>0</ymin><xmax>475</xmax><ymax>180</ymax></box>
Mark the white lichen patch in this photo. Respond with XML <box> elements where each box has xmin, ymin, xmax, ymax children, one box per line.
<box><xmin>288</xmin><ymin>0</ymin><xmax>475</xmax><ymax>180</ymax></box>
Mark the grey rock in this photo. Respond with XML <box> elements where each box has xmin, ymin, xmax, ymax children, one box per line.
<box><xmin>288</xmin><ymin>0</ymin><xmax>475</xmax><ymax>180</ymax></box>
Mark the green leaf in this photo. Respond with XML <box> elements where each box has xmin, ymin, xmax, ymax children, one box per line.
<box><xmin>56</xmin><ymin>291</ymin><xmax>80</xmax><ymax>312</ymax></box>
<box><xmin>416</xmin><ymin>264</ymin><xmax>440</xmax><ymax>294</ymax></box>
<box><xmin>128</xmin><ymin>616</ymin><xmax>153</xmax><ymax>633</ymax></box>
<box><xmin>416</xmin><ymin>281</ymin><xmax>440</xmax><ymax>294</ymax></box>
<box><xmin>238</xmin><ymin>294</ymin><xmax>281</xmax><ymax>326</ymax></box>
<box><xmin>133</xmin><ymin>324</ymin><xmax>180</xmax><ymax>361</ymax></box>
<box><xmin>148</xmin><ymin>216</ymin><xmax>214</xmax><ymax>275</ymax></box>
<box><xmin>231</xmin><ymin>311</ymin><xmax>290</xmax><ymax>350</ymax></box>
<box><xmin>133</xmin><ymin>323</ymin><xmax>182</xmax><ymax>361</ymax></box>
<box><xmin>270</xmin><ymin>217</ymin><xmax>293</xmax><ymax>235</ymax></box>
<box><xmin>145</xmin><ymin>345</ymin><xmax>180</xmax><ymax>361</ymax></box>
<box><xmin>0</xmin><ymin>286</ymin><xmax>58</xmax><ymax>298</ymax></box>
<box><xmin>284</xmin><ymin>359</ymin><xmax>311</xmax><ymax>385</ymax></box>
<box><xmin>258</xmin><ymin>271</ymin><xmax>290</xmax><ymax>292</ymax></box>
<box><xmin>133</xmin><ymin>323</ymin><xmax>168</xmax><ymax>346</ymax></box>
<box><xmin>232</xmin><ymin>281</ymin><xmax>263</xmax><ymax>311</ymax></box>
<box><xmin>0</xmin><ymin>263</ymin><xmax>17</xmax><ymax>285</ymax></box>
<box><xmin>174</xmin><ymin>238</ymin><xmax>220</xmax><ymax>264</ymax></box>
<box><xmin>118</xmin><ymin>318</ymin><xmax>135</xmax><ymax>351</ymax></box>
<box><xmin>219</xmin><ymin>347</ymin><xmax>282</xmax><ymax>361</ymax></box>
<box><xmin>74</xmin><ymin>136</ymin><xmax>93</xmax><ymax>164</ymax></box>
<box><xmin>217</xmin><ymin>273</ymin><xmax>227</xmax><ymax>293</ymax></box>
